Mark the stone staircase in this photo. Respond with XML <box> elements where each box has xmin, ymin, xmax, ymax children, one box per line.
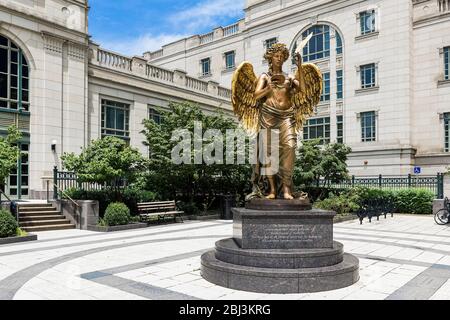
<box><xmin>18</xmin><ymin>203</ymin><xmax>75</xmax><ymax>232</ymax></box>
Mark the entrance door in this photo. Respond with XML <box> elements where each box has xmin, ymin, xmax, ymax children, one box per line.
<box><xmin>5</xmin><ymin>143</ymin><xmax>29</xmax><ymax>200</ymax></box>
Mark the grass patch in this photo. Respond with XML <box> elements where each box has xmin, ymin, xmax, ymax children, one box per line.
<box><xmin>16</xmin><ymin>228</ymin><xmax>28</xmax><ymax>237</ymax></box>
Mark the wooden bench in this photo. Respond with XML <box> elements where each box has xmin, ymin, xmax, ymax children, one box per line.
<box><xmin>137</xmin><ymin>201</ymin><xmax>184</xmax><ymax>223</ymax></box>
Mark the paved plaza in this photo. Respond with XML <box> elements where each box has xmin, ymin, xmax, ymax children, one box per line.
<box><xmin>1</xmin><ymin>215</ymin><xmax>450</xmax><ymax>300</ymax></box>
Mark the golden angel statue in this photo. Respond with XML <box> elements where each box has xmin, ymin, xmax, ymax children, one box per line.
<box><xmin>232</xmin><ymin>42</ymin><xmax>322</xmax><ymax>201</ymax></box>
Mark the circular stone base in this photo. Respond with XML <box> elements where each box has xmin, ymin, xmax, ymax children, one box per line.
<box><xmin>215</xmin><ymin>238</ymin><xmax>344</xmax><ymax>269</ymax></box>
<box><xmin>245</xmin><ymin>198</ymin><xmax>312</xmax><ymax>211</ymax></box>
<box><xmin>201</xmin><ymin>251</ymin><xmax>359</xmax><ymax>294</ymax></box>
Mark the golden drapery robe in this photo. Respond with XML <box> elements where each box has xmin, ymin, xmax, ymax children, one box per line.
<box><xmin>251</xmin><ymin>103</ymin><xmax>298</xmax><ymax>199</ymax></box>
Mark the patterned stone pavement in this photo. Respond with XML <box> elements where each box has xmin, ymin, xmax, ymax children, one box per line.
<box><xmin>1</xmin><ymin>215</ymin><xmax>450</xmax><ymax>300</ymax></box>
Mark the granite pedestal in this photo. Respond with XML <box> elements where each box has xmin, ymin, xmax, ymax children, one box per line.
<box><xmin>201</xmin><ymin>199</ymin><xmax>359</xmax><ymax>294</ymax></box>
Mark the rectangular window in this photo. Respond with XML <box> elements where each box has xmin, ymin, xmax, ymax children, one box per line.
<box><xmin>101</xmin><ymin>99</ymin><xmax>130</xmax><ymax>139</ymax></box>
<box><xmin>225</xmin><ymin>51</ymin><xmax>235</xmax><ymax>70</ymax></box>
<box><xmin>201</xmin><ymin>58</ymin><xmax>211</xmax><ymax>76</ymax></box>
<box><xmin>360</xmin><ymin>10</ymin><xmax>376</xmax><ymax>35</ymax></box>
<box><xmin>149</xmin><ymin>107</ymin><xmax>162</xmax><ymax>125</ymax></box>
<box><xmin>445</xmin><ymin>47</ymin><xmax>449</xmax><ymax>81</ymax></box>
<box><xmin>321</xmin><ymin>72</ymin><xmax>330</xmax><ymax>102</ymax></box>
<box><xmin>303</xmin><ymin>117</ymin><xmax>331</xmax><ymax>145</ymax></box>
<box><xmin>264</xmin><ymin>38</ymin><xmax>278</xmax><ymax>50</ymax></box>
<box><xmin>361</xmin><ymin>111</ymin><xmax>376</xmax><ymax>142</ymax></box>
<box><xmin>360</xmin><ymin>63</ymin><xmax>376</xmax><ymax>88</ymax></box>
<box><xmin>445</xmin><ymin>113</ymin><xmax>450</xmax><ymax>152</ymax></box>
<box><xmin>337</xmin><ymin>70</ymin><xmax>343</xmax><ymax>99</ymax></box>
<box><xmin>337</xmin><ymin>115</ymin><xmax>343</xmax><ymax>144</ymax></box>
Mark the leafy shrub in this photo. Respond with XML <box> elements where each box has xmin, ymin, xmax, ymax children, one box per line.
<box><xmin>394</xmin><ymin>189</ymin><xmax>434</xmax><ymax>214</ymax></box>
<box><xmin>313</xmin><ymin>187</ymin><xmax>434</xmax><ymax>215</ymax></box>
<box><xmin>64</xmin><ymin>188</ymin><xmax>157</xmax><ymax>217</ymax></box>
<box><xmin>0</xmin><ymin>209</ymin><xmax>18</xmax><ymax>238</ymax></box>
<box><xmin>103</xmin><ymin>202</ymin><xmax>131</xmax><ymax>226</ymax></box>
<box><xmin>352</xmin><ymin>187</ymin><xmax>396</xmax><ymax>207</ymax></box>
<box><xmin>314</xmin><ymin>192</ymin><xmax>360</xmax><ymax>216</ymax></box>
<box><xmin>302</xmin><ymin>187</ymin><xmax>346</xmax><ymax>202</ymax></box>
<box><xmin>178</xmin><ymin>201</ymin><xmax>199</xmax><ymax>216</ymax></box>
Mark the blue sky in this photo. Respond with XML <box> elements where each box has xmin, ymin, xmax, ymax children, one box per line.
<box><xmin>89</xmin><ymin>0</ymin><xmax>245</xmax><ymax>56</ymax></box>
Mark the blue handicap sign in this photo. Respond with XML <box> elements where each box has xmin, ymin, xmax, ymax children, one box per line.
<box><xmin>414</xmin><ymin>167</ymin><xmax>421</xmax><ymax>175</ymax></box>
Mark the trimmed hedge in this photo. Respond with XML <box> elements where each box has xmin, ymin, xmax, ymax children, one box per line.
<box><xmin>313</xmin><ymin>187</ymin><xmax>435</xmax><ymax>215</ymax></box>
<box><xmin>0</xmin><ymin>209</ymin><xmax>18</xmax><ymax>238</ymax></box>
<box><xmin>103</xmin><ymin>202</ymin><xmax>131</xmax><ymax>226</ymax></box>
<box><xmin>64</xmin><ymin>188</ymin><xmax>157</xmax><ymax>217</ymax></box>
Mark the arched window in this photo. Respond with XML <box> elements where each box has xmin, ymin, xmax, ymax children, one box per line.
<box><xmin>299</xmin><ymin>25</ymin><xmax>343</xmax><ymax>62</ymax></box>
<box><xmin>336</xmin><ymin>32</ymin><xmax>343</xmax><ymax>55</ymax></box>
<box><xmin>0</xmin><ymin>35</ymin><xmax>29</xmax><ymax>112</ymax></box>
<box><xmin>302</xmin><ymin>25</ymin><xmax>330</xmax><ymax>62</ymax></box>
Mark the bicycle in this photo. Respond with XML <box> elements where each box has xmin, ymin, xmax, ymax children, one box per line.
<box><xmin>434</xmin><ymin>197</ymin><xmax>450</xmax><ymax>225</ymax></box>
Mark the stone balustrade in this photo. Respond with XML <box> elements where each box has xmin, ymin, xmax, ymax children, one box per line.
<box><xmin>223</xmin><ymin>23</ymin><xmax>240</xmax><ymax>37</ymax></box>
<box><xmin>200</xmin><ymin>32</ymin><xmax>214</xmax><ymax>45</ymax></box>
<box><xmin>145</xmin><ymin>19</ymin><xmax>245</xmax><ymax>60</ymax></box>
<box><xmin>90</xmin><ymin>44</ymin><xmax>231</xmax><ymax>100</ymax></box>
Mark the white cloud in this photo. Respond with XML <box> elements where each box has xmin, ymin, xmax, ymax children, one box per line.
<box><xmin>94</xmin><ymin>0</ymin><xmax>245</xmax><ymax>56</ymax></box>
<box><xmin>97</xmin><ymin>33</ymin><xmax>190</xmax><ymax>57</ymax></box>
<box><xmin>169</xmin><ymin>0</ymin><xmax>245</xmax><ymax>32</ymax></box>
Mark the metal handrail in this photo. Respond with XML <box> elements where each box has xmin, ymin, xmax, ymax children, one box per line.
<box><xmin>52</xmin><ymin>181</ymin><xmax>80</xmax><ymax>208</ymax></box>
<box><xmin>48</xmin><ymin>181</ymin><xmax>82</xmax><ymax>230</ymax></box>
<box><xmin>0</xmin><ymin>188</ymin><xmax>12</xmax><ymax>203</ymax></box>
<box><xmin>0</xmin><ymin>188</ymin><xmax>18</xmax><ymax>221</ymax></box>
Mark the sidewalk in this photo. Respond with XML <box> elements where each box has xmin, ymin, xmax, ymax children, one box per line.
<box><xmin>1</xmin><ymin>214</ymin><xmax>450</xmax><ymax>300</ymax></box>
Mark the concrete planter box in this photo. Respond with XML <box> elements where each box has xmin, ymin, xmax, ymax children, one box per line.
<box><xmin>333</xmin><ymin>214</ymin><xmax>359</xmax><ymax>224</ymax></box>
<box><xmin>53</xmin><ymin>200</ymin><xmax>100</xmax><ymax>230</ymax></box>
<box><xmin>87</xmin><ymin>222</ymin><xmax>148</xmax><ymax>232</ymax></box>
<box><xmin>180</xmin><ymin>214</ymin><xmax>220</xmax><ymax>221</ymax></box>
<box><xmin>0</xmin><ymin>234</ymin><xmax>37</xmax><ymax>245</ymax></box>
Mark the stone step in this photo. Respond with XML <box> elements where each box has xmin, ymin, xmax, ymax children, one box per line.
<box><xmin>20</xmin><ymin>219</ymin><xmax>71</xmax><ymax>227</ymax></box>
<box><xmin>18</xmin><ymin>206</ymin><xmax>57</xmax><ymax>212</ymax></box>
<box><xmin>17</xmin><ymin>203</ymin><xmax>54</xmax><ymax>208</ymax></box>
<box><xmin>20</xmin><ymin>211</ymin><xmax>62</xmax><ymax>216</ymax></box>
<box><xmin>201</xmin><ymin>251</ymin><xmax>360</xmax><ymax>294</ymax></box>
<box><xmin>20</xmin><ymin>215</ymin><xmax>66</xmax><ymax>222</ymax></box>
<box><xmin>21</xmin><ymin>224</ymin><xmax>76</xmax><ymax>232</ymax></box>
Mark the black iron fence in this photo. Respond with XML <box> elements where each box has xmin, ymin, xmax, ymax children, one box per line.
<box><xmin>52</xmin><ymin>167</ymin><xmax>445</xmax><ymax>201</ymax></box>
<box><xmin>315</xmin><ymin>173</ymin><xmax>444</xmax><ymax>199</ymax></box>
<box><xmin>52</xmin><ymin>166</ymin><xmax>127</xmax><ymax>200</ymax></box>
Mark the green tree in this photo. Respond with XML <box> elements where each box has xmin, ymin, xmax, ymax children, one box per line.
<box><xmin>0</xmin><ymin>126</ymin><xmax>22</xmax><ymax>190</ymax></box>
<box><xmin>61</xmin><ymin>137</ymin><xmax>147</xmax><ymax>189</ymax></box>
<box><xmin>294</xmin><ymin>139</ymin><xmax>351</xmax><ymax>188</ymax></box>
<box><xmin>141</xmin><ymin>101</ymin><xmax>251</xmax><ymax>212</ymax></box>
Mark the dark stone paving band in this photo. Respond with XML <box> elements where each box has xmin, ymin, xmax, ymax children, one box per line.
<box><xmin>0</xmin><ymin>235</ymin><xmax>220</xmax><ymax>300</ymax></box>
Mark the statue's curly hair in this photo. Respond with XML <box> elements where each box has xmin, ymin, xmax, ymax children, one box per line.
<box><xmin>264</xmin><ymin>43</ymin><xmax>290</xmax><ymax>74</ymax></box>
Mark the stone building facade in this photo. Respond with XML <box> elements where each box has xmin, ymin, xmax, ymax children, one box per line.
<box><xmin>0</xmin><ymin>0</ymin><xmax>232</xmax><ymax>199</ymax></box>
<box><xmin>1</xmin><ymin>0</ymin><xmax>450</xmax><ymax>200</ymax></box>
<box><xmin>147</xmin><ymin>0</ymin><xmax>450</xmax><ymax>177</ymax></box>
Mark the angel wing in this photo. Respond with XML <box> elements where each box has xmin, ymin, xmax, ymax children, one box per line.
<box><xmin>291</xmin><ymin>63</ymin><xmax>323</xmax><ymax>134</ymax></box>
<box><xmin>232</xmin><ymin>62</ymin><xmax>260</xmax><ymax>134</ymax></box>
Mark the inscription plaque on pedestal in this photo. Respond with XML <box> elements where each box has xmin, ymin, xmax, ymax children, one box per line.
<box><xmin>233</xmin><ymin>209</ymin><xmax>334</xmax><ymax>249</ymax></box>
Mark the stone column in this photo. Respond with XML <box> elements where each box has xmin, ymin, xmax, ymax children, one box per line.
<box><xmin>173</xmin><ymin>69</ymin><xmax>187</xmax><ymax>87</ymax></box>
<box><xmin>329</xmin><ymin>28</ymin><xmax>338</xmax><ymax>143</ymax></box>
<box><xmin>132</xmin><ymin>56</ymin><xmax>147</xmax><ymax>76</ymax></box>
<box><xmin>213</xmin><ymin>27</ymin><xmax>224</xmax><ymax>39</ymax></box>
<box><xmin>208</xmin><ymin>81</ymin><xmax>219</xmax><ymax>95</ymax></box>
<box><xmin>88</xmin><ymin>41</ymin><xmax>100</xmax><ymax>66</ymax></box>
